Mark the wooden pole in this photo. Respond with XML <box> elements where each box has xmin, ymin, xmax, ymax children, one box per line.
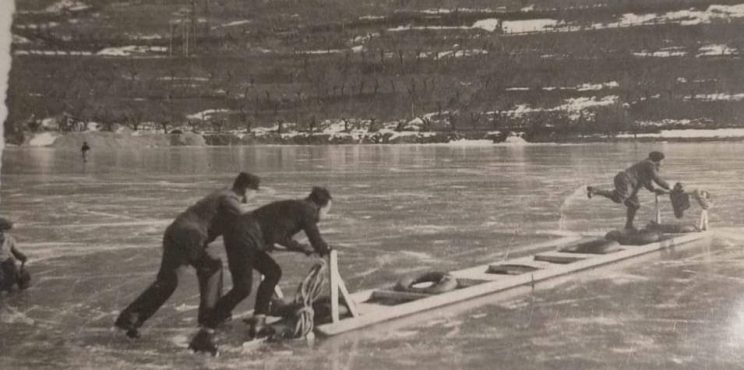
<box><xmin>699</xmin><ymin>210</ymin><xmax>709</xmax><ymax>231</ymax></box>
<box><xmin>328</xmin><ymin>250</ymin><xmax>358</xmax><ymax>323</ymax></box>
<box><xmin>337</xmin><ymin>273</ymin><xmax>359</xmax><ymax>318</ymax></box>
<box><xmin>329</xmin><ymin>250</ymin><xmax>340</xmax><ymax>323</ymax></box>
<box><xmin>655</xmin><ymin>194</ymin><xmax>661</xmax><ymax>224</ymax></box>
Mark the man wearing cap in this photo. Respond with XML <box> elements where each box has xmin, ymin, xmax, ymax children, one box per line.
<box><xmin>587</xmin><ymin>151</ymin><xmax>670</xmax><ymax>230</ymax></box>
<box><xmin>0</xmin><ymin>217</ymin><xmax>29</xmax><ymax>292</ymax></box>
<box><xmin>115</xmin><ymin>172</ymin><xmax>260</xmax><ymax>345</ymax></box>
<box><xmin>200</xmin><ymin>186</ymin><xmax>333</xmax><ymax>341</ymax></box>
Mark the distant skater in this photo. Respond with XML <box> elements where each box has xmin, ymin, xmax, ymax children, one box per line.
<box><xmin>587</xmin><ymin>151</ymin><xmax>670</xmax><ymax>230</ymax></box>
<box><xmin>114</xmin><ymin>172</ymin><xmax>260</xmax><ymax>348</ymax></box>
<box><xmin>81</xmin><ymin>141</ymin><xmax>90</xmax><ymax>162</ymax></box>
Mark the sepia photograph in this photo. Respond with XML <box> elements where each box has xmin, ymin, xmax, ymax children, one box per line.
<box><xmin>1</xmin><ymin>0</ymin><xmax>743</xmax><ymax>368</ymax></box>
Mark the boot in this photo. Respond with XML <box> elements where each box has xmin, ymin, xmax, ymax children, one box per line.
<box><xmin>114</xmin><ymin>313</ymin><xmax>141</xmax><ymax>339</ymax></box>
<box><xmin>188</xmin><ymin>328</ymin><xmax>218</xmax><ymax>356</ymax></box>
<box><xmin>247</xmin><ymin>314</ymin><xmax>275</xmax><ymax>339</ymax></box>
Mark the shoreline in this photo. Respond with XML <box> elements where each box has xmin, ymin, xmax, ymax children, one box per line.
<box><xmin>11</xmin><ymin>127</ymin><xmax>744</xmax><ymax>150</ymax></box>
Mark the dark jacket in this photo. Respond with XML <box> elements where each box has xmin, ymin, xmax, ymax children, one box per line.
<box><xmin>238</xmin><ymin>199</ymin><xmax>328</xmax><ymax>255</ymax></box>
<box><xmin>625</xmin><ymin>159</ymin><xmax>670</xmax><ymax>192</ymax></box>
<box><xmin>171</xmin><ymin>188</ymin><xmax>245</xmax><ymax>239</ymax></box>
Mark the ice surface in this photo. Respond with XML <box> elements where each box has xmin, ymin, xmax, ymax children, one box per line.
<box><xmin>1</xmin><ymin>144</ymin><xmax>743</xmax><ymax>369</ymax></box>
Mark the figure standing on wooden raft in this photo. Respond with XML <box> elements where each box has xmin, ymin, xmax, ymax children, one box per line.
<box><xmin>587</xmin><ymin>151</ymin><xmax>671</xmax><ymax>230</ymax></box>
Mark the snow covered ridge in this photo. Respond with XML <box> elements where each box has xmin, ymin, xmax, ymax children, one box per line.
<box><xmin>186</xmin><ymin>109</ymin><xmax>231</xmax><ymax>121</ymax></box>
<box><xmin>697</xmin><ymin>44</ymin><xmax>738</xmax><ymax>57</ymax></box>
<box><xmin>391</xmin><ymin>4</ymin><xmax>744</xmax><ymax>35</ymax></box>
<box><xmin>13</xmin><ymin>35</ymin><xmax>31</xmax><ymax>44</ymax></box>
<box><xmin>16</xmin><ymin>0</ymin><xmax>90</xmax><ymax>14</ymax></box>
<box><xmin>28</xmin><ymin>132</ymin><xmax>59</xmax><ymax>147</ymax></box>
<box><xmin>216</xmin><ymin>20</ymin><xmax>252</xmax><ymax>28</ymax></box>
<box><xmin>633</xmin><ymin>47</ymin><xmax>687</xmax><ymax>58</ymax></box>
<box><xmin>14</xmin><ymin>50</ymin><xmax>93</xmax><ymax>56</ymax></box>
<box><xmin>617</xmin><ymin>128</ymin><xmax>744</xmax><ymax>139</ymax></box>
<box><xmin>46</xmin><ymin>0</ymin><xmax>90</xmax><ymax>13</ymax></box>
<box><xmin>14</xmin><ymin>22</ymin><xmax>60</xmax><ymax>30</ymax></box>
<box><xmin>508</xmin><ymin>81</ymin><xmax>619</xmax><ymax>92</ymax></box>
<box><xmin>633</xmin><ymin>44</ymin><xmax>738</xmax><ymax>58</ymax></box>
<box><xmin>500</xmin><ymin>96</ymin><xmax>619</xmax><ymax>120</ymax></box>
<box><xmin>97</xmin><ymin>46</ymin><xmax>168</xmax><ymax>56</ymax></box>
<box><xmin>684</xmin><ymin>93</ymin><xmax>744</xmax><ymax>101</ymax></box>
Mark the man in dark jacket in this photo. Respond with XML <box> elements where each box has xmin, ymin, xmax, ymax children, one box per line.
<box><xmin>203</xmin><ymin>187</ymin><xmax>333</xmax><ymax>339</ymax></box>
<box><xmin>587</xmin><ymin>151</ymin><xmax>670</xmax><ymax>230</ymax></box>
<box><xmin>114</xmin><ymin>172</ymin><xmax>260</xmax><ymax>347</ymax></box>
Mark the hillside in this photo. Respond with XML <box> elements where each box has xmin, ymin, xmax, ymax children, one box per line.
<box><xmin>6</xmin><ymin>0</ymin><xmax>744</xmax><ymax>143</ymax></box>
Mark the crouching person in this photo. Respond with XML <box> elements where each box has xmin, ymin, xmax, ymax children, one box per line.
<box><xmin>0</xmin><ymin>217</ymin><xmax>30</xmax><ymax>293</ymax></box>
<box><xmin>202</xmin><ymin>187</ymin><xmax>333</xmax><ymax>341</ymax></box>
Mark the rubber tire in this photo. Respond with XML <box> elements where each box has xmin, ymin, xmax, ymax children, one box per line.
<box><xmin>394</xmin><ymin>271</ymin><xmax>458</xmax><ymax>294</ymax></box>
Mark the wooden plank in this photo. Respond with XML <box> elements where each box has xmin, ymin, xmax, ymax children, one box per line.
<box><xmin>316</xmin><ymin>232</ymin><xmax>708</xmax><ymax>336</ymax></box>
<box><xmin>486</xmin><ymin>263</ymin><xmax>541</xmax><ymax>275</ymax></box>
<box><xmin>371</xmin><ymin>289</ymin><xmax>431</xmax><ymax>301</ymax></box>
<box><xmin>456</xmin><ymin>278</ymin><xmax>489</xmax><ymax>288</ymax></box>
<box><xmin>336</xmin><ymin>271</ymin><xmax>359</xmax><ymax>317</ymax></box>
<box><xmin>655</xmin><ymin>194</ymin><xmax>661</xmax><ymax>224</ymax></box>
<box><xmin>329</xmin><ymin>250</ymin><xmax>340</xmax><ymax>323</ymax></box>
<box><xmin>533</xmin><ymin>251</ymin><xmax>597</xmax><ymax>264</ymax></box>
<box><xmin>451</xmin><ymin>270</ymin><xmax>503</xmax><ymax>281</ymax></box>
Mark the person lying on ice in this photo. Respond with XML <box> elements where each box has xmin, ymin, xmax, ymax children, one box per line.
<box><xmin>587</xmin><ymin>151</ymin><xmax>671</xmax><ymax>231</ymax></box>
<box><xmin>114</xmin><ymin>172</ymin><xmax>261</xmax><ymax>343</ymax></box>
<box><xmin>188</xmin><ymin>187</ymin><xmax>333</xmax><ymax>354</ymax></box>
<box><xmin>0</xmin><ymin>217</ymin><xmax>30</xmax><ymax>293</ymax></box>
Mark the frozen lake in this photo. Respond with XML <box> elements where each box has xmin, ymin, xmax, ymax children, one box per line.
<box><xmin>1</xmin><ymin>143</ymin><xmax>744</xmax><ymax>369</ymax></box>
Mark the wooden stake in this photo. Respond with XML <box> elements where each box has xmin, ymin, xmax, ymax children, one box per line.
<box><xmin>337</xmin><ymin>272</ymin><xmax>359</xmax><ymax>318</ymax></box>
<box><xmin>328</xmin><ymin>250</ymin><xmax>359</xmax><ymax>323</ymax></box>
<box><xmin>699</xmin><ymin>210</ymin><xmax>709</xmax><ymax>231</ymax></box>
<box><xmin>655</xmin><ymin>194</ymin><xmax>661</xmax><ymax>224</ymax></box>
<box><xmin>329</xmin><ymin>250</ymin><xmax>340</xmax><ymax>323</ymax></box>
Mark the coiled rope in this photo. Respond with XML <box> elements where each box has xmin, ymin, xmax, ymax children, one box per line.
<box><xmin>289</xmin><ymin>259</ymin><xmax>327</xmax><ymax>338</ymax></box>
<box><xmin>692</xmin><ymin>189</ymin><xmax>712</xmax><ymax>210</ymax></box>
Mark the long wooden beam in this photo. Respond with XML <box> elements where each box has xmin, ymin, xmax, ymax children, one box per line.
<box><xmin>316</xmin><ymin>232</ymin><xmax>708</xmax><ymax>336</ymax></box>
